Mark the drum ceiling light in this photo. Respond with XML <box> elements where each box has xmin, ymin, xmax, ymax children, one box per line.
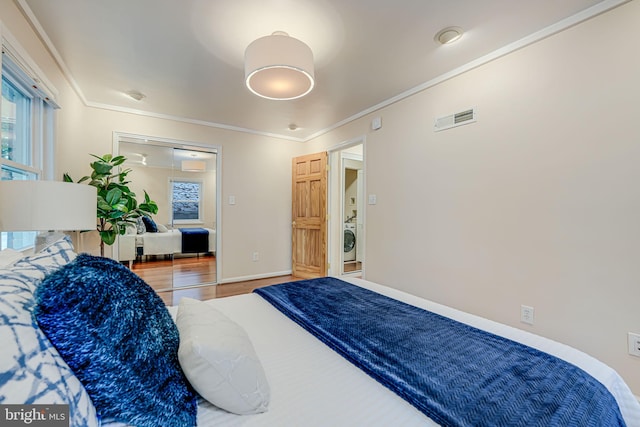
<box><xmin>244</xmin><ymin>31</ymin><xmax>315</xmax><ymax>101</ymax></box>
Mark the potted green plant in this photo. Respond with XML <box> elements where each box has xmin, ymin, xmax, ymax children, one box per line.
<box><xmin>64</xmin><ymin>153</ymin><xmax>158</xmax><ymax>257</ymax></box>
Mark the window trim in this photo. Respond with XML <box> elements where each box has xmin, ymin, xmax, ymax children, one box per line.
<box><xmin>0</xmin><ymin>25</ymin><xmax>58</xmax><ymax>250</ymax></box>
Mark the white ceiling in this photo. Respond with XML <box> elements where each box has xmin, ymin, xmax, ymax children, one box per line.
<box><xmin>18</xmin><ymin>0</ymin><xmax>623</xmax><ymax>142</ymax></box>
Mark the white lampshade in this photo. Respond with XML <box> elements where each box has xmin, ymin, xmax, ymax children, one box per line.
<box><xmin>181</xmin><ymin>160</ymin><xmax>206</xmax><ymax>172</ymax></box>
<box><xmin>0</xmin><ymin>180</ymin><xmax>96</xmax><ymax>232</ymax></box>
<box><xmin>245</xmin><ymin>31</ymin><xmax>315</xmax><ymax>101</ymax></box>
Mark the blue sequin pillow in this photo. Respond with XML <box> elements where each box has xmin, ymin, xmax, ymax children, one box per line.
<box><xmin>34</xmin><ymin>254</ymin><xmax>197</xmax><ymax>427</ymax></box>
<box><xmin>141</xmin><ymin>215</ymin><xmax>158</xmax><ymax>233</ymax></box>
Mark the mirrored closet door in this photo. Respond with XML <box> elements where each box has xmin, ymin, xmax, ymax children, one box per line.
<box><xmin>114</xmin><ymin>133</ymin><xmax>220</xmax><ymax>292</ymax></box>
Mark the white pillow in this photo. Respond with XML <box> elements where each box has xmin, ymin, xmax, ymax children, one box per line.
<box><xmin>176</xmin><ymin>298</ymin><xmax>270</xmax><ymax>415</ymax></box>
<box><xmin>124</xmin><ymin>223</ymin><xmax>138</xmax><ymax>235</ymax></box>
<box><xmin>156</xmin><ymin>223</ymin><xmax>169</xmax><ymax>233</ymax></box>
<box><xmin>0</xmin><ymin>248</ymin><xmax>24</xmax><ymax>268</ymax></box>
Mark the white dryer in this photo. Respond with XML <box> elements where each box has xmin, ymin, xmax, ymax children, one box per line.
<box><xmin>344</xmin><ymin>222</ymin><xmax>356</xmax><ymax>262</ymax></box>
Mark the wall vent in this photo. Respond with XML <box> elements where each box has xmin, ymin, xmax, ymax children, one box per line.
<box><xmin>434</xmin><ymin>107</ymin><xmax>477</xmax><ymax>132</ymax></box>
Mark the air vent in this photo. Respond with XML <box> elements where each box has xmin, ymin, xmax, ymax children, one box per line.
<box><xmin>434</xmin><ymin>107</ymin><xmax>477</xmax><ymax>132</ymax></box>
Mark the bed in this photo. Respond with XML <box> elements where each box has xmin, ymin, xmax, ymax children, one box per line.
<box><xmin>1</xmin><ymin>237</ymin><xmax>639</xmax><ymax>427</ymax></box>
<box><xmin>177</xmin><ymin>277</ymin><xmax>640</xmax><ymax>427</ymax></box>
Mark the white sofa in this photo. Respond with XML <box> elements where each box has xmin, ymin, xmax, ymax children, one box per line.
<box><xmin>118</xmin><ymin>228</ymin><xmax>216</xmax><ymax>266</ymax></box>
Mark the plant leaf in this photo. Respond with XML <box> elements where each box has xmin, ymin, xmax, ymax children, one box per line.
<box><xmin>112</xmin><ymin>156</ymin><xmax>126</xmax><ymax>166</ymax></box>
<box><xmin>77</xmin><ymin>153</ymin><xmax>159</xmax><ymax>248</ymax></box>
<box><xmin>100</xmin><ymin>230</ymin><xmax>117</xmax><ymax>245</ymax></box>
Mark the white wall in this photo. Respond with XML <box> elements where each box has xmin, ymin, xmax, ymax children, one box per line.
<box><xmin>308</xmin><ymin>1</ymin><xmax>640</xmax><ymax>394</ymax></box>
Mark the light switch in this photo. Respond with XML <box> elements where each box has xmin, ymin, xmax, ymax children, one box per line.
<box><xmin>368</xmin><ymin>194</ymin><xmax>377</xmax><ymax>205</ymax></box>
<box><xmin>229</xmin><ymin>195</ymin><xmax>236</xmax><ymax>205</ymax></box>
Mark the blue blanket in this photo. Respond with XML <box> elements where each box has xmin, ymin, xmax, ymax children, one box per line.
<box><xmin>254</xmin><ymin>278</ymin><xmax>625</xmax><ymax>427</ymax></box>
<box><xmin>178</xmin><ymin>228</ymin><xmax>208</xmax><ymax>254</ymax></box>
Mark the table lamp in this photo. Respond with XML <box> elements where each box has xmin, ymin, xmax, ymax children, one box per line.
<box><xmin>0</xmin><ymin>180</ymin><xmax>96</xmax><ymax>252</ymax></box>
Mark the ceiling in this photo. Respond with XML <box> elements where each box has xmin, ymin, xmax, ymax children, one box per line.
<box><xmin>18</xmin><ymin>0</ymin><xmax>622</xmax><ymax>142</ymax></box>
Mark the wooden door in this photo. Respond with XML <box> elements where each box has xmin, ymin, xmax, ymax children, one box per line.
<box><xmin>292</xmin><ymin>152</ymin><xmax>327</xmax><ymax>278</ymax></box>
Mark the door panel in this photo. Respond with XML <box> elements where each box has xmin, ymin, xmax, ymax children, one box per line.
<box><xmin>292</xmin><ymin>152</ymin><xmax>327</xmax><ymax>279</ymax></box>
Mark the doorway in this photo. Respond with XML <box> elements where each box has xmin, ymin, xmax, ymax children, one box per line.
<box><xmin>328</xmin><ymin>137</ymin><xmax>365</xmax><ymax>276</ymax></box>
<box><xmin>112</xmin><ymin>132</ymin><xmax>221</xmax><ymax>291</ymax></box>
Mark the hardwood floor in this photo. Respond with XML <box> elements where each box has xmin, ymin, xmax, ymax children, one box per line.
<box><xmin>344</xmin><ymin>261</ymin><xmax>362</xmax><ymax>273</ymax></box>
<box><xmin>130</xmin><ymin>255</ymin><xmax>364</xmax><ymax>306</ymax></box>
<box><xmin>132</xmin><ymin>254</ymin><xmax>217</xmax><ymax>290</ymax></box>
<box><xmin>129</xmin><ymin>255</ymin><xmax>300</xmax><ymax>306</ymax></box>
<box><xmin>156</xmin><ymin>274</ymin><xmax>299</xmax><ymax>306</ymax></box>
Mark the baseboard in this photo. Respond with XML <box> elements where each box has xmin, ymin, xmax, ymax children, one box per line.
<box><xmin>220</xmin><ymin>270</ymin><xmax>293</xmax><ymax>285</ymax></box>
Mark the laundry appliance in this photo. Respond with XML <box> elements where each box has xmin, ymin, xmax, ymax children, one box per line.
<box><xmin>344</xmin><ymin>222</ymin><xmax>356</xmax><ymax>262</ymax></box>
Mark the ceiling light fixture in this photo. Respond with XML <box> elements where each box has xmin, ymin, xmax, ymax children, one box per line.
<box><xmin>244</xmin><ymin>31</ymin><xmax>315</xmax><ymax>101</ymax></box>
<box><xmin>434</xmin><ymin>27</ymin><xmax>464</xmax><ymax>45</ymax></box>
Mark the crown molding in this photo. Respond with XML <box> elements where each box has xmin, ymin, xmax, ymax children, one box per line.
<box><xmin>16</xmin><ymin>0</ymin><xmax>630</xmax><ymax>144</ymax></box>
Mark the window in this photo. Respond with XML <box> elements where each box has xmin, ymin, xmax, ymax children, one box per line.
<box><xmin>2</xmin><ymin>76</ymin><xmax>31</xmax><ymax>165</ymax></box>
<box><xmin>170</xmin><ymin>179</ymin><xmax>203</xmax><ymax>223</ymax></box>
<box><xmin>1</xmin><ymin>47</ymin><xmax>56</xmax><ymax>250</ymax></box>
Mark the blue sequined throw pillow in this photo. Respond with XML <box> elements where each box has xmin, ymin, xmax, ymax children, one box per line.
<box><xmin>34</xmin><ymin>254</ymin><xmax>197</xmax><ymax>427</ymax></box>
<box><xmin>141</xmin><ymin>215</ymin><xmax>158</xmax><ymax>233</ymax></box>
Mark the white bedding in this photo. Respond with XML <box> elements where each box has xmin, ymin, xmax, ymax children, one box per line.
<box><xmin>168</xmin><ymin>277</ymin><xmax>640</xmax><ymax>427</ymax></box>
<box><xmin>137</xmin><ymin>228</ymin><xmax>216</xmax><ymax>256</ymax></box>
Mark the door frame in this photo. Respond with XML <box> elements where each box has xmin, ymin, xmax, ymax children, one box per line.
<box><xmin>327</xmin><ymin>135</ymin><xmax>366</xmax><ymax>277</ymax></box>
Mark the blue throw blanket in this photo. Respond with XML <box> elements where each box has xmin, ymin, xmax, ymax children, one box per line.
<box><xmin>254</xmin><ymin>278</ymin><xmax>625</xmax><ymax>427</ymax></box>
<box><xmin>178</xmin><ymin>228</ymin><xmax>208</xmax><ymax>254</ymax></box>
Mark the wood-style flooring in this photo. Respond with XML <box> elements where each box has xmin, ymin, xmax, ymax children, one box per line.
<box><xmin>344</xmin><ymin>261</ymin><xmax>362</xmax><ymax>273</ymax></box>
<box><xmin>157</xmin><ymin>274</ymin><xmax>299</xmax><ymax>306</ymax></box>
<box><xmin>130</xmin><ymin>255</ymin><xmax>299</xmax><ymax>306</ymax></box>
<box><xmin>131</xmin><ymin>254</ymin><xmax>363</xmax><ymax>306</ymax></box>
<box><xmin>131</xmin><ymin>253</ymin><xmax>217</xmax><ymax>290</ymax></box>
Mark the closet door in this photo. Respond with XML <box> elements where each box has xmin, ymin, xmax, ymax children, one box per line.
<box><xmin>170</xmin><ymin>147</ymin><xmax>217</xmax><ymax>289</ymax></box>
<box><xmin>116</xmin><ymin>140</ymin><xmax>176</xmax><ymax>290</ymax></box>
<box><xmin>115</xmin><ymin>136</ymin><xmax>218</xmax><ymax>296</ymax></box>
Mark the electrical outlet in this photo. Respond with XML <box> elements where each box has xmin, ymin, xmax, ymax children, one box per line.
<box><xmin>628</xmin><ymin>333</ymin><xmax>640</xmax><ymax>357</ymax></box>
<box><xmin>520</xmin><ymin>305</ymin><xmax>534</xmax><ymax>325</ymax></box>
<box><xmin>252</xmin><ymin>251</ymin><xmax>259</xmax><ymax>262</ymax></box>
